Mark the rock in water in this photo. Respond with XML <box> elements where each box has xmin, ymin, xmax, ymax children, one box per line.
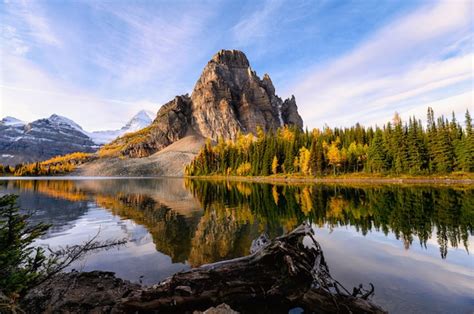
<box><xmin>101</xmin><ymin>49</ymin><xmax>303</xmax><ymax>158</ymax></box>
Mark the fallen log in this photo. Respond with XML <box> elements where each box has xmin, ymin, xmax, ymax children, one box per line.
<box><xmin>120</xmin><ymin>223</ymin><xmax>386</xmax><ymax>313</ymax></box>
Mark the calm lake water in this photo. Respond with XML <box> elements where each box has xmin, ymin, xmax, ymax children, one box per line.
<box><xmin>1</xmin><ymin>178</ymin><xmax>473</xmax><ymax>313</ymax></box>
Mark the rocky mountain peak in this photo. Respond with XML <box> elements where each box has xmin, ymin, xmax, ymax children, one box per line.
<box><xmin>262</xmin><ymin>73</ymin><xmax>275</xmax><ymax>95</ymax></box>
<box><xmin>191</xmin><ymin>49</ymin><xmax>302</xmax><ymax>140</ymax></box>
<box><xmin>210</xmin><ymin>49</ymin><xmax>250</xmax><ymax>68</ymax></box>
<box><xmin>101</xmin><ymin>49</ymin><xmax>303</xmax><ymax>158</ymax></box>
<box><xmin>1</xmin><ymin>116</ymin><xmax>26</xmax><ymax>126</ymax></box>
<box><xmin>47</xmin><ymin>114</ymin><xmax>84</xmax><ymax>131</ymax></box>
<box><xmin>123</xmin><ymin>110</ymin><xmax>155</xmax><ymax>131</ymax></box>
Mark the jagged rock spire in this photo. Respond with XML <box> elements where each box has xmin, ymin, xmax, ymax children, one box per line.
<box><xmin>104</xmin><ymin>49</ymin><xmax>303</xmax><ymax>158</ymax></box>
<box><xmin>191</xmin><ymin>49</ymin><xmax>303</xmax><ymax>140</ymax></box>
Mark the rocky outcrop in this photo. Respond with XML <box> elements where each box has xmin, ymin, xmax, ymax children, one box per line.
<box><xmin>281</xmin><ymin>95</ymin><xmax>304</xmax><ymax>127</ymax></box>
<box><xmin>103</xmin><ymin>49</ymin><xmax>303</xmax><ymax>159</ymax></box>
<box><xmin>192</xmin><ymin>50</ymin><xmax>303</xmax><ymax>139</ymax></box>
<box><xmin>191</xmin><ymin>50</ymin><xmax>283</xmax><ymax>140</ymax></box>
<box><xmin>21</xmin><ymin>271</ymin><xmax>139</xmax><ymax>313</ymax></box>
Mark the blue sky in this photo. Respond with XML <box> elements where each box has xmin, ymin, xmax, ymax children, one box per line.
<box><xmin>1</xmin><ymin>0</ymin><xmax>472</xmax><ymax>131</ymax></box>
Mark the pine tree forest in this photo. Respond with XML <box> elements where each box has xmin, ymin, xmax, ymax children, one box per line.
<box><xmin>186</xmin><ymin>108</ymin><xmax>474</xmax><ymax>177</ymax></box>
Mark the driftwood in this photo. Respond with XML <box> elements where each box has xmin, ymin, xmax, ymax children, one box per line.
<box><xmin>121</xmin><ymin>223</ymin><xmax>386</xmax><ymax>313</ymax></box>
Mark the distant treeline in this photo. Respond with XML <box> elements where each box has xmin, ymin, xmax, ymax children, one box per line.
<box><xmin>186</xmin><ymin>108</ymin><xmax>474</xmax><ymax>176</ymax></box>
<box><xmin>0</xmin><ymin>152</ymin><xmax>94</xmax><ymax>176</ymax></box>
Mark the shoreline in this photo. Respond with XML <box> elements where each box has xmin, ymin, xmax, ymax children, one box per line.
<box><xmin>187</xmin><ymin>174</ymin><xmax>474</xmax><ymax>186</ymax></box>
<box><xmin>1</xmin><ymin>174</ymin><xmax>473</xmax><ymax>185</ymax></box>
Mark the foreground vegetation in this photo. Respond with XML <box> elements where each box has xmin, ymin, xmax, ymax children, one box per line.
<box><xmin>0</xmin><ymin>194</ymin><xmax>123</xmax><ymax>310</ymax></box>
<box><xmin>0</xmin><ymin>152</ymin><xmax>95</xmax><ymax>176</ymax></box>
<box><xmin>186</xmin><ymin>108</ymin><xmax>474</xmax><ymax>177</ymax></box>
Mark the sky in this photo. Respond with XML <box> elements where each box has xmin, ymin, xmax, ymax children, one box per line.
<box><xmin>0</xmin><ymin>0</ymin><xmax>472</xmax><ymax>131</ymax></box>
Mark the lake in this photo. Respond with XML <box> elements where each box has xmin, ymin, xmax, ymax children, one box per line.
<box><xmin>0</xmin><ymin>178</ymin><xmax>472</xmax><ymax>313</ymax></box>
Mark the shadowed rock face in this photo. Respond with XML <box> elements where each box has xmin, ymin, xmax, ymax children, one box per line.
<box><xmin>117</xmin><ymin>95</ymin><xmax>192</xmax><ymax>158</ymax></box>
<box><xmin>103</xmin><ymin>49</ymin><xmax>303</xmax><ymax>158</ymax></box>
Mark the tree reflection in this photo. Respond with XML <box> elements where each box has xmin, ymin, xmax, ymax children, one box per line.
<box><xmin>186</xmin><ymin>179</ymin><xmax>473</xmax><ymax>258</ymax></box>
<box><xmin>3</xmin><ymin>179</ymin><xmax>472</xmax><ymax>263</ymax></box>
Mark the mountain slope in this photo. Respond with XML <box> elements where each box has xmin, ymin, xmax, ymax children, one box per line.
<box><xmin>0</xmin><ymin>110</ymin><xmax>155</xmax><ymax>165</ymax></box>
<box><xmin>1</xmin><ymin>116</ymin><xmax>26</xmax><ymax>126</ymax></box>
<box><xmin>88</xmin><ymin>110</ymin><xmax>155</xmax><ymax>145</ymax></box>
<box><xmin>100</xmin><ymin>50</ymin><xmax>303</xmax><ymax>159</ymax></box>
<box><xmin>76</xmin><ymin>133</ymin><xmax>206</xmax><ymax>177</ymax></box>
<box><xmin>0</xmin><ymin>114</ymin><xmax>97</xmax><ymax>165</ymax></box>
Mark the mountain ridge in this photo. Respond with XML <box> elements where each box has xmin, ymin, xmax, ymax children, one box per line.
<box><xmin>0</xmin><ymin>114</ymin><xmax>97</xmax><ymax>165</ymax></box>
<box><xmin>0</xmin><ymin>110</ymin><xmax>154</xmax><ymax>165</ymax></box>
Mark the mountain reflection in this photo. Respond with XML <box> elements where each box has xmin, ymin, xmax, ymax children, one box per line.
<box><xmin>1</xmin><ymin>179</ymin><xmax>472</xmax><ymax>263</ymax></box>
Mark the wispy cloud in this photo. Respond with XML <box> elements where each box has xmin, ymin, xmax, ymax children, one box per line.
<box><xmin>1</xmin><ymin>0</ymin><xmax>61</xmax><ymax>50</ymax></box>
<box><xmin>1</xmin><ymin>0</ymin><xmax>471</xmax><ymax>131</ymax></box>
<box><xmin>0</xmin><ymin>54</ymin><xmax>157</xmax><ymax>131</ymax></box>
<box><xmin>0</xmin><ymin>1</ymin><xmax>218</xmax><ymax>130</ymax></box>
<box><xmin>291</xmin><ymin>0</ymin><xmax>473</xmax><ymax>128</ymax></box>
<box><xmin>89</xmin><ymin>2</ymin><xmax>215</xmax><ymax>87</ymax></box>
<box><xmin>1</xmin><ymin>25</ymin><xmax>29</xmax><ymax>55</ymax></box>
<box><xmin>232</xmin><ymin>0</ymin><xmax>283</xmax><ymax>45</ymax></box>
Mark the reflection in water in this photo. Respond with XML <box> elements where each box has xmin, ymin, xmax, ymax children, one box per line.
<box><xmin>2</xmin><ymin>179</ymin><xmax>472</xmax><ymax>261</ymax></box>
<box><xmin>96</xmin><ymin>193</ymin><xmax>199</xmax><ymax>263</ymax></box>
<box><xmin>0</xmin><ymin>178</ymin><xmax>472</xmax><ymax>313</ymax></box>
<box><xmin>186</xmin><ymin>180</ymin><xmax>473</xmax><ymax>259</ymax></box>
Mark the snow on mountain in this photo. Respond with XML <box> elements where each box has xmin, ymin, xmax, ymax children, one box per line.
<box><xmin>1</xmin><ymin>116</ymin><xmax>26</xmax><ymax>126</ymax></box>
<box><xmin>0</xmin><ymin>110</ymin><xmax>156</xmax><ymax>164</ymax></box>
<box><xmin>123</xmin><ymin>110</ymin><xmax>155</xmax><ymax>133</ymax></box>
<box><xmin>88</xmin><ymin>110</ymin><xmax>155</xmax><ymax>144</ymax></box>
<box><xmin>0</xmin><ymin>114</ymin><xmax>96</xmax><ymax>165</ymax></box>
<box><xmin>47</xmin><ymin>114</ymin><xmax>85</xmax><ymax>133</ymax></box>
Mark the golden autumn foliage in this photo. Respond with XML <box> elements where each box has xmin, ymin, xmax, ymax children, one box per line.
<box><xmin>298</xmin><ymin>187</ymin><xmax>313</xmax><ymax>216</ymax></box>
<box><xmin>6</xmin><ymin>152</ymin><xmax>95</xmax><ymax>177</ymax></box>
<box><xmin>278</xmin><ymin>126</ymin><xmax>295</xmax><ymax>142</ymax></box>
<box><xmin>271</xmin><ymin>156</ymin><xmax>279</xmax><ymax>175</ymax></box>
<box><xmin>272</xmin><ymin>185</ymin><xmax>279</xmax><ymax>205</ymax></box>
<box><xmin>327</xmin><ymin>196</ymin><xmax>350</xmax><ymax>220</ymax></box>
<box><xmin>236</xmin><ymin>162</ymin><xmax>252</xmax><ymax>176</ymax></box>
<box><xmin>298</xmin><ymin>147</ymin><xmax>311</xmax><ymax>175</ymax></box>
<box><xmin>98</xmin><ymin>126</ymin><xmax>153</xmax><ymax>158</ymax></box>
<box><xmin>41</xmin><ymin>152</ymin><xmax>92</xmax><ymax>166</ymax></box>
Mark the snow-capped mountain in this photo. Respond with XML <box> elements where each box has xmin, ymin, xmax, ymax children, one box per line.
<box><xmin>1</xmin><ymin>116</ymin><xmax>26</xmax><ymax>126</ymax></box>
<box><xmin>88</xmin><ymin>110</ymin><xmax>155</xmax><ymax>145</ymax></box>
<box><xmin>0</xmin><ymin>114</ymin><xmax>96</xmax><ymax>165</ymax></box>
<box><xmin>0</xmin><ymin>110</ymin><xmax>155</xmax><ymax>165</ymax></box>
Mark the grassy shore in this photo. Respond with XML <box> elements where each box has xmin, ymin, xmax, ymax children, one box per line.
<box><xmin>188</xmin><ymin>172</ymin><xmax>474</xmax><ymax>186</ymax></box>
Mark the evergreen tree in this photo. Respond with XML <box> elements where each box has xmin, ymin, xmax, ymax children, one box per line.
<box><xmin>426</xmin><ymin>107</ymin><xmax>437</xmax><ymax>172</ymax></box>
<box><xmin>184</xmin><ymin>107</ymin><xmax>467</xmax><ymax>177</ymax></box>
<box><xmin>458</xmin><ymin>110</ymin><xmax>474</xmax><ymax>171</ymax></box>
<box><xmin>433</xmin><ymin>117</ymin><xmax>454</xmax><ymax>173</ymax></box>
<box><xmin>309</xmin><ymin>137</ymin><xmax>325</xmax><ymax>176</ymax></box>
<box><xmin>367</xmin><ymin>129</ymin><xmax>387</xmax><ymax>172</ymax></box>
